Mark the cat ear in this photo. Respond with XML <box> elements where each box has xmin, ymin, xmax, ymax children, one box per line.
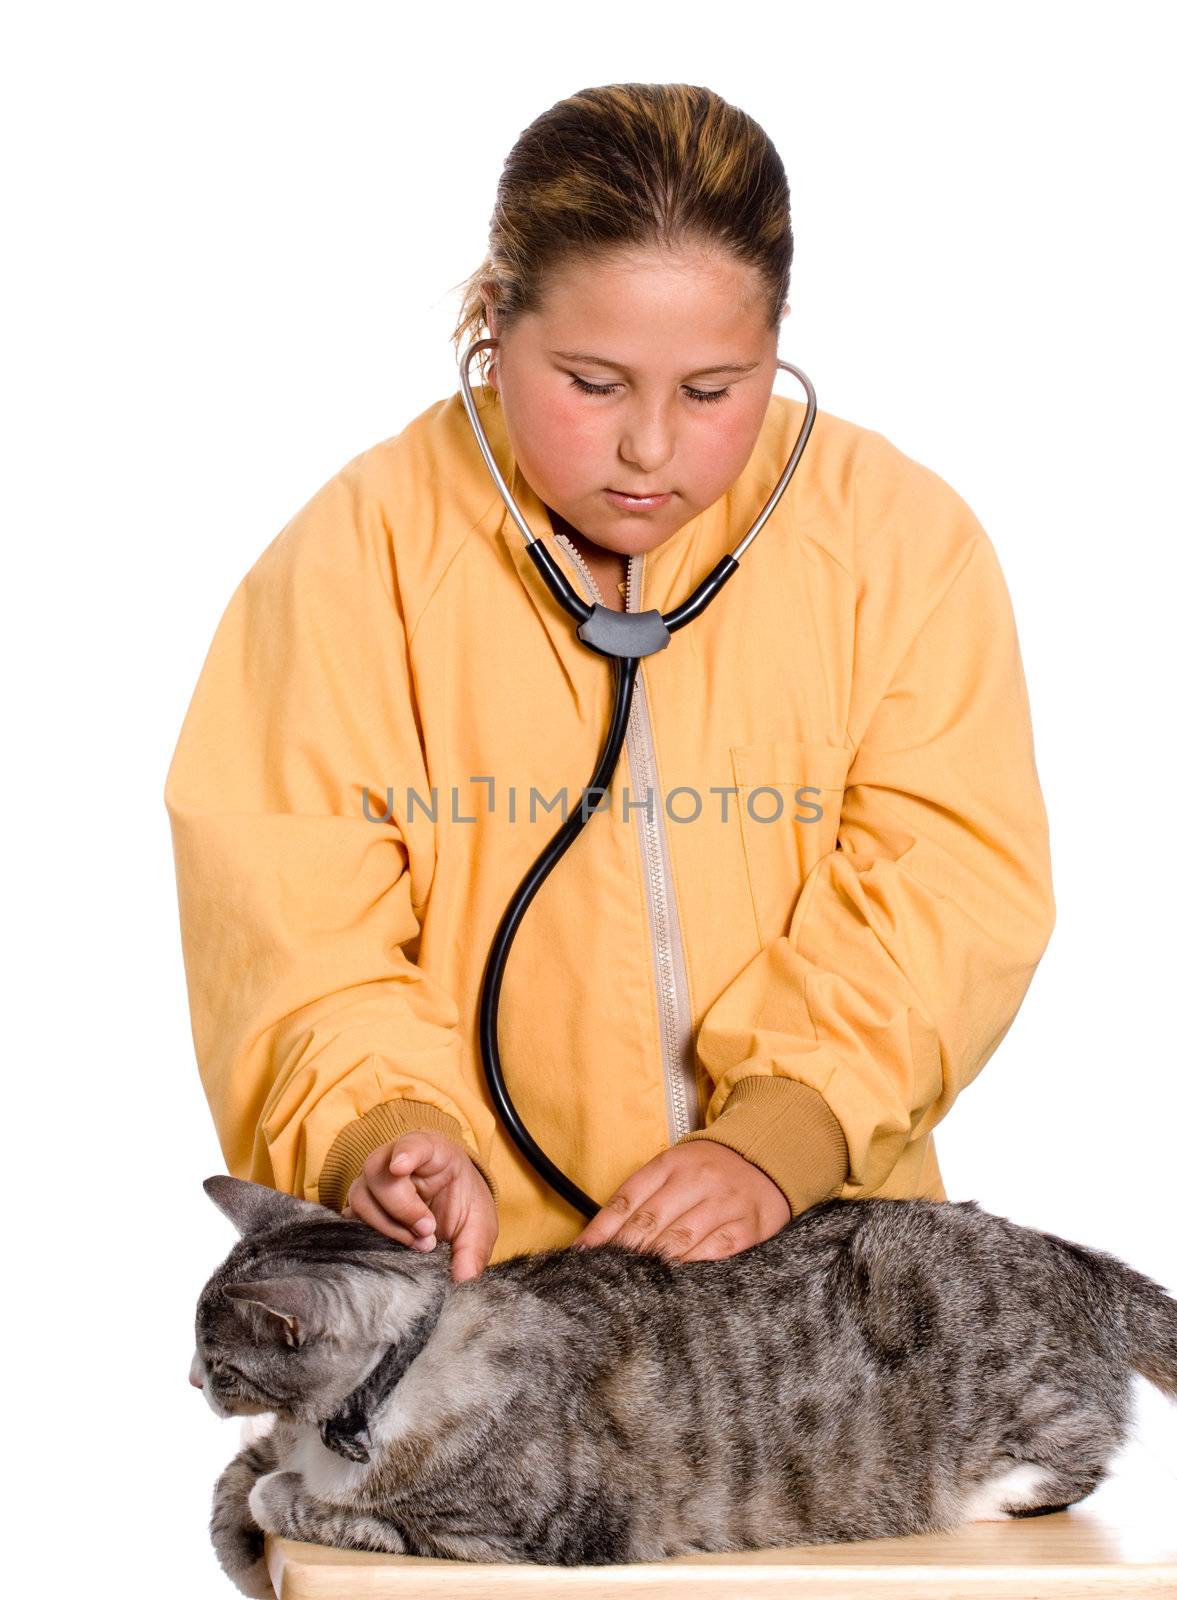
<box><xmin>222</xmin><ymin>1276</ymin><xmax>322</xmax><ymax>1346</ymax></box>
<box><xmin>203</xmin><ymin>1174</ymin><xmax>325</xmax><ymax>1236</ymax></box>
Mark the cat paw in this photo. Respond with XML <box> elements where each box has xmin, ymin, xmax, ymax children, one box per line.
<box><xmin>247</xmin><ymin>1470</ymin><xmax>305</xmax><ymax>1538</ymax></box>
<box><xmin>209</xmin><ymin>1518</ymin><xmax>276</xmax><ymax>1599</ymax></box>
<box><xmin>236</xmin><ymin>1553</ymin><xmax>277</xmax><ymax>1600</ymax></box>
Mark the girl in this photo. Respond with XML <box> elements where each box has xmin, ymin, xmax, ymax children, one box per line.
<box><xmin>165</xmin><ymin>83</ymin><xmax>1054</xmax><ymax>1289</ymax></box>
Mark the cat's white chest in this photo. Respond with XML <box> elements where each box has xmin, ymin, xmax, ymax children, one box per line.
<box><xmin>285</xmin><ymin>1425</ymin><xmax>372</xmax><ymax>1501</ymax></box>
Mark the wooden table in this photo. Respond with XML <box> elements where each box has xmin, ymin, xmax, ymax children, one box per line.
<box><xmin>262</xmin><ymin>1452</ymin><xmax>1177</xmax><ymax>1598</ymax></box>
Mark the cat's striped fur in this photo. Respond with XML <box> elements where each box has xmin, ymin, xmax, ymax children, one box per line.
<box><xmin>192</xmin><ymin>1177</ymin><xmax>1176</xmax><ymax>1593</ymax></box>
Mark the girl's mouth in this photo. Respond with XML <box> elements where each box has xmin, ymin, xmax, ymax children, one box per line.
<box><xmin>604</xmin><ymin>489</ymin><xmax>673</xmax><ymax>511</ymax></box>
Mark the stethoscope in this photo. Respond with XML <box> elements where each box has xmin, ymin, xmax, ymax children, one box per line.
<box><xmin>456</xmin><ymin>337</ymin><xmax>818</xmax><ymax>1221</ymax></box>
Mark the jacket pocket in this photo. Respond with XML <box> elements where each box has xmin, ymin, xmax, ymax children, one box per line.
<box><xmin>730</xmin><ymin>739</ymin><xmax>854</xmax><ymax>949</ymax></box>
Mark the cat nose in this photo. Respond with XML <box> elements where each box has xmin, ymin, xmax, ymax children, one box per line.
<box><xmin>189</xmin><ymin>1351</ymin><xmax>204</xmax><ymax>1389</ymax></box>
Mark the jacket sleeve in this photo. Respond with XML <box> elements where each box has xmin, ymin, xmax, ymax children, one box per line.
<box><xmin>681</xmin><ymin>450</ymin><xmax>1056</xmax><ymax>1217</ymax></box>
<box><xmin>163</xmin><ymin>467</ymin><xmax>499</xmax><ymax>1212</ymax></box>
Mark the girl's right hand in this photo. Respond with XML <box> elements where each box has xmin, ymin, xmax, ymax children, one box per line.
<box><xmin>341</xmin><ymin>1131</ymin><xmax>498</xmax><ymax>1284</ymax></box>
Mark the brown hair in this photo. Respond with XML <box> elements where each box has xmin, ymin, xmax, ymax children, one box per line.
<box><xmin>450</xmin><ymin>83</ymin><xmax>793</xmax><ymax>385</ymax></box>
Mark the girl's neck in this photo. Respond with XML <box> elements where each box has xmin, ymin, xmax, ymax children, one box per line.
<box><xmin>548</xmin><ymin>509</ymin><xmax>628</xmax><ymax>608</ymax></box>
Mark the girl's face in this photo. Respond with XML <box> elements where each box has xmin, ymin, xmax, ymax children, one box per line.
<box><xmin>485</xmin><ymin>245</ymin><xmax>784</xmax><ymax>558</ymax></box>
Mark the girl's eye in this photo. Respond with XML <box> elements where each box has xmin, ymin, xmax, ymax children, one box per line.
<box><xmin>568</xmin><ymin>376</ymin><xmax>731</xmax><ymax>406</ymax></box>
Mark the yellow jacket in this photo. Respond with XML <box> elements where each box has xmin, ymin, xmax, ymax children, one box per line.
<box><xmin>164</xmin><ymin>384</ymin><xmax>1055</xmax><ymax>1263</ymax></box>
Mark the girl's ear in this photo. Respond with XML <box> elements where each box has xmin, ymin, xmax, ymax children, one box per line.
<box><xmin>203</xmin><ymin>1174</ymin><xmax>325</xmax><ymax>1237</ymax></box>
<box><xmin>222</xmin><ymin>1276</ymin><xmax>322</xmax><ymax>1347</ymax></box>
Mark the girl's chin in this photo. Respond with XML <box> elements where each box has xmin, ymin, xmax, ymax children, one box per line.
<box><xmin>571</xmin><ymin>512</ymin><xmax>687</xmax><ymax>550</ymax></box>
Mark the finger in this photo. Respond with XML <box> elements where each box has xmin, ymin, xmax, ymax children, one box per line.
<box><xmin>384</xmin><ymin>1131</ymin><xmax>453</xmax><ymax>1185</ymax></box>
<box><xmin>346</xmin><ymin>1181</ymin><xmax>438</xmax><ymax>1251</ymax></box>
<box><xmin>676</xmin><ymin>1218</ymin><xmax>753</xmax><ymax>1263</ymax></box>
<box><xmin>572</xmin><ymin>1168</ymin><xmax>667</xmax><ymax>1250</ymax></box>
<box><xmin>644</xmin><ymin>1199</ymin><xmax>724</xmax><ymax>1262</ymax></box>
<box><xmin>353</xmin><ymin>1177</ymin><xmax>438</xmax><ymax>1248</ymax></box>
<box><xmin>610</xmin><ymin>1194</ymin><xmax>675</xmax><ymax>1254</ymax></box>
<box><xmin>448</xmin><ymin>1209</ymin><xmax>498</xmax><ymax>1286</ymax></box>
<box><xmin>364</xmin><ymin>1143</ymin><xmax>440</xmax><ymax>1234</ymax></box>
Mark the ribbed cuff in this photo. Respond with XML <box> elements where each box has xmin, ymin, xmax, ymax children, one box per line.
<box><xmin>316</xmin><ymin>1098</ymin><xmax>499</xmax><ymax>1212</ymax></box>
<box><xmin>676</xmin><ymin>1074</ymin><xmax>849</xmax><ymax>1219</ymax></box>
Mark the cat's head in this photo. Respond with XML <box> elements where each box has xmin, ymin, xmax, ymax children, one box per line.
<box><xmin>190</xmin><ymin>1175</ymin><xmax>452</xmax><ymax>1432</ymax></box>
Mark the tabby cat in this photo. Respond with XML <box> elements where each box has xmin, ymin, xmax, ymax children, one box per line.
<box><xmin>192</xmin><ymin>1175</ymin><xmax>1176</xmax><ymax>1596</ymax></box>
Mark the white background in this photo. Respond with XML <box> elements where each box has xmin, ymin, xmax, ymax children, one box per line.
<box><xmin>5</xmin><ymin>3</ymin><xmax>1174</xmax><ymax>1593</ymax></box>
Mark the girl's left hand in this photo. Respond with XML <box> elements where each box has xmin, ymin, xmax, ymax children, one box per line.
<box><xmin>569</xmin><ymin>1141</ymin><xmax>791</xmax><ymax>1264</ymax></box>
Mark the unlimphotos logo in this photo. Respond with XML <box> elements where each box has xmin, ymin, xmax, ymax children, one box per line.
<box><xmin>361</xmin><ymin>777</ymin><xmax>825</xmax><ymax>827</ymax></box>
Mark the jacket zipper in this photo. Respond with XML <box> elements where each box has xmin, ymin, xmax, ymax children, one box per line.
<box><xmin>552</xmin><ymin>533</ymin><xmax>700</xmax><ymax>1144</ymax></box>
